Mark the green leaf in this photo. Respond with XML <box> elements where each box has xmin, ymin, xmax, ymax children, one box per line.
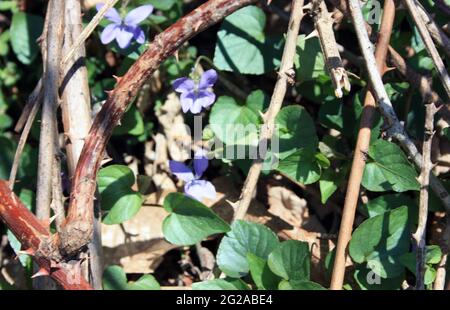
<box><xmin>247</xmin><ymin>253</ymin><xmax>280</xmax><ymax>290</ymax></box>
<box><xmin>162</xmin><ymin>193</ymin><xmax>230</xmax><ymax>245</ymax></box>
<box><xmin>209</xmin><ymin>90</ymin><xmax>269</xmax><ymax>146</ymax></box>
<box><xmin>103</xmin><ymin>265</ymin><xmax>160</xmax><ymax>290</ymax></box>
<box><xmin>359</xmin><ymin>193</ymin><xmax>416</xmax><ymax>218</ymax></box>
<box><xmin>295</xmin><ymin>35</ymin><xmax>326</xmax><ymax>82</ymax></box>
<box><xmin>192</xmin><ymin>278</ymin><xmax>249</xmax><ymax>290</ymax></box>
<box><xmin>349</xmin><ymin>206</ymin><xmax>410</xmax><ymax>278</ymax></box>
<box><xmin>217</xmin><ymin>220</ymin><xmax>279</xmax><ymax>278</ymax></box>
<box><xmin>319</xmin><ymin>164</ymin><xmax>349</xmax><ymax>204</ymax></box>
<box><xmin>362</xmin><ymin>139</ymin><xmax>420</xmax><ymax>192</ymax></box>
<box><xmin>354</xmin><ymin>266</ymin><xmax>403</xmax><ymax>290</ymax></box>
<box><xmin>214</xmin><ymin>6</ymin><xmax>281</xmax><ymax>74</ymax></box>
<box><xmin>279</xmin><ymin>280</ymin><xmax>326</xmax><ymax>290</ymax></box>
<box><xmin>97</xmin><ymin>165</ymin><xmax>143</xmax><ymax>225</ymax></box>
<box><xmin>128</xmin><ymin>275</ymin><xmax>160</xmax><ymax>290</ymax></box>
<box><xmin>113</xmin><ymin>105</ymin><xmax>144</xmax><ymax>136</ymax></box>
<box><xmin>10</xmin><ymin>12</ymin><xmax>44</xmax><ymax>64</ymax></box>
<box><xmin>103</xmin><ymin>265</ymin><xmax>129</xmax><ymax>290</ymax></box>
<box><xmin>268</xmin><ymin>240</ymin><xmax>310</xmax><ymax>281</ymax></box>
<box><xmin>399</xmin><ymin>246</ymin><xmax>442</xmax><ymax>286</ymax></box>
<box><xmin>276</xmin><ymin>148</ymin><xmax>321</xmax><ymax>185</ymax></box>
<box><xmin>146</xmin><ymin>0</ymin><xmax>176</xmax><ymax>11</ymax></box>
<box><xmin>274</xmin><ymin>105</ymin><xmax>318</xmax><ymax>159</ymax></box>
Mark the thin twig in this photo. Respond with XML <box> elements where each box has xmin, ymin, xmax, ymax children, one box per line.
<box><xmin>233</xmin><ymin>0</ymin><xmax>305</xmax><ymax>221</ymax></box>
<box><xmin>416</xmin><ymin>2</ymin><xmax>450</xmax><ymax>58</ymax></box>
<box><xmin>311</xmin><ymin>0</ymin><xmax>350</xmax><ymax>98</ymax></box>
<box><xmin>61</xmin><ymin>0</ymin><xmax>120</xmax><ymax>69</ymax></box>
<box><xmin>35</xmin><ymin>0</ymin><xmax>64</xmax><ymax>222</ymax></box>
<box><xmin>403</xmin><ymin>0</ymin><xmax>450</xmax><ymax>99</ymax></box>
<box><xmin>388</xmin><ymin>46</ymin><xmax>450</xmax><ymax>120</ymax></box>
<box><xmin>8</xmin><ymin>81</ymin><xmax>43</xmax><ymax>189</ymax></box>
<box><xmin>414</xmin><ymin>102</ymin><xmax>438</xmax><ymax>290</ymax></box>
<box><xmin>330</xmin><ymin>0</ymin><xmax>396</xmax><ymax>290</ymax></box>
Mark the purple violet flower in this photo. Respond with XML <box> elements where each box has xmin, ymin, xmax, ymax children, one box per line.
<box><xmin>172</xmin><ymin>69</ymin><xmax>218</xmax><ymax>114</ymax></box>
<box><xmin>96</xmin><ymin>3</ymin><xmax>153</xmax><ymax>49</ymax></box>
<box><xmin>169</xmin><ymin>149</ymin><xmax>216</xmax><ymax>202</ymax></box>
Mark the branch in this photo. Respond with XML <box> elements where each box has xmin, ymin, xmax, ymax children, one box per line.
<box><xmin>434</xmin><ymin>219</ymin><xmax>450</xmax><ymax>289</ymax></box>
<box><xmin>232</xmin><ymin>0</ymin><xmax>305</xmax><ymax>221</ymax></box>
<box><xmin>61</xmin><ymin>0</ymin><xmax>260</xmax><ymax>256</ymax></box>
<box><xmin>330</xmin><ymin>0</ymin><xmax>396</xmax><ymax>290</ymax></box>
<box><xmin>60</xmin><ymin>0</ymin><xmax>103</xmax><ymax>289</ymax></box>
<box><xmin>0</xmin><ymin>181</ymin><xmax>92</xmax><ymax>290</ymax></box>
<box><xmin>414</xmin><ymin>102</ymin><xmax>438</xmax><ymax>290</ymax></box>
<box><xmin>403</xmin><ymin>0</ymin><xmax>450</xmax><ymax>99</ymax></box>
<box><xmin>415</xmin><ymin>2</ymin><xmax>450</xmax><ymax>58</ymax></box>
<box><xmin>312</xmin><ymin>0</ymin><xmax>350</xmax><ymax>98</ymax></box>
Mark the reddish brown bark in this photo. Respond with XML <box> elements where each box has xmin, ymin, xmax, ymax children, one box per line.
<box><xmin>0</xmin><ymin>180</ymin><xmax>92</xmax><ymax>290</ymax></box>
<box><xmin>60</xmin><ymin>0</ymin><xmax>258</xmax><ymax>256</ymax></box>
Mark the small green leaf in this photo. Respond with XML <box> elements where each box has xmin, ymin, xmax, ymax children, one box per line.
<box><xmin>209</xmin><ymin>90</ymin><xmax>269</xmax><ymax>146</ymax></box>
<box><xmin>214</xmin><ymin>6</ymin><xmax>281</xmax><ymax>74</ymax></box>
<box><xmin>399</xmin><ymin>246</ymin><xmax>442</xmax><ymax>286</ymax></box>
<box><xmin>217</xmin><ymin>220</ymin><xmax>279</xmax><ymax>278</ymax></box>
<box><xmin>319</xmin><ymin>164</ymin><xmax>349</xmax><ymax>204</ymax></box>
<box><xmin>349</xmin><ymin>207</ymin><xmax>410</xmax><ymax>278</ymax></box>
<box><xmin>268</xmin><ymin>240</ymin><xmax>310</xmax><ymax>281</ymax></box>
<box><xmin>354</xmin><ymin>266</ymin><xmax>403</xmax><ymax>290</ymax></box>
<box><xmin>359</xmin><ymin>193</ymin><xmax>416</xmax><ymax>218</ymax></box>
<box><xmin>274</xmin><ymin>105</ymin><xmax>318</xmax><ymax>159</ymax></box>
<box><xmin>103</xmin><ymin>265</ymin><xmax>160</xmax><ymax>290</ymax></box>
<box><xmin>103</xmin><ymin>266</ymin><xmax>128</xmax><ymax>290</ymax></box>
<box><xmin>162</xmin><ymin>193</ymin><xmax>230</xmax><ymax>245</ymax></box>
<box><xmin>362</xmin><ymin>139</ymin><xmax>420</xmax><ymax>192</ymax></box>
<box><xmin>10</xmin><ymin>12</ymin><xmax>43</xmax><ymax>64</ymax></box>
<box><xmin>278</xmin><ymin>280</ymin><xmax>326</xmax><ymax>290</ymax></box>
<box><xmin>192</xmin><ymin>278</ymin><xmax>249</xmax><ymax>290</ymax></box>
<box><xmin>295</xmin><ymin>35</ymin><xmax>326</xmax><ymax>82</ymax></box>
<box><xmin>247</xmin><ymin>253</ymin><xmax>280</xmax><ymax>290</ymax></box>
<box><xmin>98</xmin><ymin>165</ymin><xmax>143</xmax><ymax>225</ymax></box>
<box><xmin>276</xmin><ymin>149</ymin><xmax>321</xmax><ymax>185</ymax></box>
<box><xmin>129</xmin><ymin>275</ymin><xmax>160</xmax><ymax>290</ymax></box>
<box><xmin>113</xmin><ymin>105</ymin><xmax>144</xmax><ymax>136</ymax></box>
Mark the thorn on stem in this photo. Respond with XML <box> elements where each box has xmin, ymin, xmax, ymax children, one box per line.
<box><xmin>31</xmin><ymin>267</ymin><xmax>50</xmax><ymax>279</ymax></box>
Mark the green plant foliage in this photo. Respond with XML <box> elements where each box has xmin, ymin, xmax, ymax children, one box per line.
<box><xmin>162</xmin><ymin>193</ymin><xmax>230</xmax><ymax>245</ymax></box>
<box><xmin>278</xmin><ymin>280</ymin><xmax>326</xmax><ymax>290</ymax></box>
<box><xmin>209</xmin><ymin>90</ymin><xmax>269</xmax><ymax>147</ymax></box>
<box><xmin>10</xmin><ymin>12</ymin><xmax>43</xmax><ymax>64</ymax></box>
<box><xmin>362</xmin><ymin>139</ymin><xmax>420</xmax><ymax>192</ymax></box>
<box><xmin>276</xmin><ymin>148</ymin><xmax>321</xmax><ymax>185</ymax></box>
<box><xmin>217</xmin><ymin>220</ymin><xmax>279</xmax><ymax>278</ymax></box>
<box><xmin>399</xmin><ymin>246</ymin><xmax>442</xmax><ymax>286</ymax></box>
<box><xmin>192</xmin><ymin>278</ymin><xmax>250</xmax><ymax>290</ymax></box>
<box><xmin>247</xmin><ymin>253</ymin><xmax>280</xmax><ymax>290</ymax></box>
<box><xmin>97</xmin><ymin>165</ymin><xmax>143</xmax><ymax>225</ymax></box>
<box><xmin>267</xmin><ymin>240</ymin><xmax>310</xmax><ymax>281</ymax></box>
<box><xmin>214</xmin><ymin>6</ymin><xmax>281</xmax><ymax>74</ymax></box>
<box><xmin>349</xmin><ymin>206</ymin><xmax>410</xmax><ymax>278</ymax></box>
<box><xmin>102</xmin><ymin>265</ymin><xmax>160</xmax><ymax>290</ymax></box>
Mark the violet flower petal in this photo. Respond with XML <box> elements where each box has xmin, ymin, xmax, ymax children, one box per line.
<box><xmin>169</xmin><ymin>161</ymin><xmax>194</xmax><ymax>182</ymax></box>
<box><xmin>193</xmin><ymin>149</ymin><xmax>209</xmax><ymax>178</ymax></box>
<box><xmin>100</xmin><ymin>23</ymin><xmax>120</xmax><ymax>44</ymax></box>
<box><xmin>133</xmin><ymin>26</ymin><xmax>146</xmax><ymax>44</ymax></box>
<box><xmin>190</xmin><ymin>97</ymin><xmax>203</xmax><ymax>114</ymax></box>
<box><xmin>172</xmin><ymin>77</ymin><xmax>195</xmax><ymax>93</ymax></box>
<box><xmin>96</xmin><ymin>3</ymin><xmax>122</xmax><ymax>24</ymax></box>
<box><xmin>124</xmin><ymin>5</ymin><xmax>154</xmax><ymax>25</ymax></box>
<box><xmin>180</xmin><ymin>92</ymin><xmax>195</xmax><ymax>113</ymax></box>
<box><xmin>184</xmin><ymin>180</ymin><xmax>216</xmax><ymax>201</ymax></box>
<box><xmin>195</xmin><ymin>90</ymin><xmax>216</xmax><ymax>108</ymax></box>
<box><xmin>198</xmin><ymin>69</ymin><xmax>218</xmax><ymax>89</ymax></box>
<box><xmin>115</xmin><ymin>26</ymin><xmax>134</xmax><ymax>49</ymax></box>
